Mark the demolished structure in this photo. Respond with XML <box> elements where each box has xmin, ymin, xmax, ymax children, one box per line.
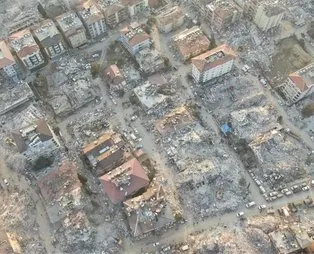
<box><xmin>99</xmin><ymin>157</ymin><xmax>149</xmax><ymax>204</ymax></box>
<box><xmin>135</xmin><ymin>48</ymin><xmax>165</xmax><ymax>74</ymax></box>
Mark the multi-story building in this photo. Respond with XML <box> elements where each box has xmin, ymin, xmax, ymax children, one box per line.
<box><xmin>191</xmin><ymin>44</ymin><xmax>236</xmax><ymax>84</ymax></box>
<box><xmin>206</xmin><ymin>0</ymin><xmax>242</xmax><ymax>30</ymax></box>
<box><xmin>278</xmin><ymin>63</ymin><xmax>314</xmax><ymax>105</ymax></box>
<box><xmin>172</xmin><ymin>26</ymin><xmax>210</xmax><ymax>61</ymax></box>
<box><xmin>33</xmin><ymin>19</ymin><xmax>66</xmax><ymax>59</ymax></box>
<box><xmin>102</xmin><ymin>3</ymin><xmax>128</xmax><ymax>28</ymax></box>
<box><xmin>103</xmin><ymin>64</ymin><xmax>126</xmax><ymax>91</ymax></box>
<box><xmin>121</xmin><ymin>0</ymin><xmax>148</xmax><ymax>17</ymax></box>
<box><xmin>156</xmin><ymin>6</ymin><xmax>185</xmax><ymax>33</ymax></box>
<box><xmin>9</xmin><ymin>29</ymin><xmax>44</xmax><ymax>70</ymax></box>
<box><xmin>118</xmin><ymin>22</ymin><xmax>151</xmax><ymax>55</ymax></box>
<box><xmin>253</xmin><ymin>2</ymin><xmax>284</xmax><ymax>31</ymax></box>
<box><xmin>77</xmin><ymin>1</ymin><xmax>107</xmax><ymax>38</ymax></box>
<box><xmin>55</xmin><ymin>11</ymin><xmax>87</xmax><ymax>48</ymax></box>
<box><xmin>0</xmin><ymin>40</ymin><xmax>17</xmax><ymax>78</ymax></box>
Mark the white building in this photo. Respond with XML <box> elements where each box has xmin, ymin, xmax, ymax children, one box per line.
<box><xmin>118</xmin><ymin>22</ymin><xmax>151</xmax><ymax>55</ymax></box>
<box><xmin>0</xmin><ymin>40</ymin><xmax>17</xmax><ymax>77</ymax></box>
<box><xmin>9</xmin><ymin>29</ymin><xmax>44</xmax><ymax>70</ymax></box>
<box><xmin>191</xmin><ymin>44</ymin><xmax>236</xmax><ymax>84</ymax></box>
<box><xmin>55</xmin><ymin>11</ymin><xmax>87</xmax><ymax>48</ymax></box>
<box><xmin>279</xmin><ymin>63</ymin><xmax>314</xmax><ymax>104</ymax></box>
<box><xmin>77</xmin><ymin>2</ymin><xmax>107</xmax><ymax>38</ymax></box>
<box><xmin>121</xmin><ymin>0</ymin><xmax>148</xmax><ymax>17</ymax></box>
<box><xmin>253</xmin><ymin>4</ymin><xmax>284</xmax><ymax>31</ymax></box>
<box><xmin>156</xmin><ymin>6</ymin><xmax>184</xmax><ymax>33</ymax></box>
<box><xmin>33</xmin><ymin>19</ymin><xmax>66</xmax><ymax>59</ymax></box>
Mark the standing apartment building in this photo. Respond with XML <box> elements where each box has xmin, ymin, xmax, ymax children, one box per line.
<box><xmin>156</xmin><ymin>6</ymin><xmax>185</xmax><ymax>33</ymax></box>
<box><xmin>33</xmin><ymin>19</ymin><xmax>66</xmax><ymax>59</ymax></box>
<box><xmin>0</xmin><ymin>41</ymin><xmax>17</xmax><ymax>78</ymax></box>
<box><xmin>121</xmin><ymin>0</ymin><xmax>148</xmax><ymax>17</ymax></box>
<box><xmin>191</xmin><ymin>44</ymin><xmax>236</xmax><ymax>84</ymax></box>
<box><xmin>9</xmin><ymin>29</ymin><xmax>44</xmax><ymax>70</ymax></box>
<box><xmin>77</xmin><ymin>1</ymin><xmax>107</xmax><ymax>38</ymax></box>
<box><xmin>279</xmin><ymin>63</ymin><xmax>314</xmax><ymax>105</ymax></box>
<box><xmin>253</xmin><ymin>2</ymin><xmax>284</xmax><ymax>31</ymax></box>
<box><xmin>102</xmin><ymin>3</ymin><xmax>128</xmax><ymax>28</ymax></box>
<box><xmin>118</xmin><ymin>22</ymin><xmax>151</xmax><ymax>55</ymax></box>
<box><xmin>55</xmin><ymin>11</ymin><xmax>87</xmax><ymax>48</ymax></box>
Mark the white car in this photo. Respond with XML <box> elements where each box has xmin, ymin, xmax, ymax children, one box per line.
<box><xmin>246</xmin><ymin>201</ymin><xmax>256</xmax><ymax>208</ymax></box>
<box><xmin>302</xmin><ymin>186</ymin><xmax>310</xmax><ymax>191</ymax></box>
<box><xmin>237</xmin><ymin>212</ymin><xmax>245</xmax><ymax>217</ymax></box>
<box><xmin>281</xmin><ymin>188</ymin><xmax>289</xmax><ymax>194</ymax></box>
<box><xmin>258</xmin><ymin>205</ymin><xmax>266</xmax><ymax>210</ymax></box>
<box><xmin>285</xmin><ymin>191</ymin><xmax>293</xmax><ymax>196</ymax></box>
<box><xmin>153</xmin><ymin>242</ymin><xmax>160</xmax><ymax>247</ymax></box>
<box><xmin>3</xmin><ymin>179</ymin><xmax>8</xmax><ymax>185</ymax></box>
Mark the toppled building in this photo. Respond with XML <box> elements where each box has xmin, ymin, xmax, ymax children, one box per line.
<box><xmin>278</xmin><ymin>63</ymin><xmax>314</xmax><ymax>105</ymax></box>
<box><xmin>118</xmin><ymin>22</ymin><xmax>151</xmax><ymax>55</ymax></box>
<box><xmin>191</xmin><ymin>44</ymin><xmax>236</xmax><ymax>84</ymax></box>
<box><xmin>10</xmin><ymin>119</ymin><xmax>60</xmax><ymax>165</ymax></box>
<box><xmin>133</xmin><ymin>81</ymin><xmax>167</xmax><ymax>109</ymax></box>
<box><xmin>269</xmin><ymin>228</ymin><xmax>302</xmax><ymax>254</ymax></box>
<box><xmin>55</xmin><ymin>11</ymin><xmax>87</xmax><ymax>48</ymax></box>
<box><xmin>99</xmin><ymin>158</ymin><xmax>149</xmax><ymax>204</ymax></box>
<box><xmin>253</xmin><ymin>1</ymin><xmax>285</xmax><ymax>31</ymax></box>
<box><xmin>81</xmin><ymin>131</ymin><xmax>129</xmax><ymax>176</ymax></box>
<box><xmin>0</xmin><ymin>40</ymin><xmax>17</xmax><ymax>78</ymax></box>
<box><xmin>77</xmin><ymin>1</ymin><xmax>107</xmax><ymax>38</ymax></box>
<box><xmin>101</xmin><ymin>3</ymin><xmax>128</xmax><ymax>28</ymax></box>
<box><xmin>135</xmin><ymin>48</ymin><xmax>165</xmax><ymax>74</ymax></box>
<box><xmin>9</xmin><ymin>29</ymin><xmax>44</xmax><ymax>70</ymax></box>
<box><xmin>121</xmin><ymin>0</ymin><xmax>149</xmax><ymax>17</ymax></box>
<box><xmin>172</xmin><ymin>26</ymin><xmax>210</xmax><ymax>61</ymax></box>
<box><xmin>206</xmin><ymin>0</ymin><xmax>242</xmax><ymax>30</ymax></box>
<box><xmin>123</xmin><ymin>183</ymin><xmax>174</xmax><ymax>237</ymax></box>
<box><xmin>156</xmin><ymin>6</ymin><xmax>185</xmax><ymax>33</ymax></box>
<box><xmin>38</xmin><ymin>160</ymin><xmax>83</xmax><ymax>224</ymax></box>
<box><xmin>103</xmin><ymin>64</ymin><xmax>126</xmax><ymax>91</ymax></box>
<box><xmin>33</xmin><ymin>19</ymin><xmax>67</xmax><ymax>59</ymax></box>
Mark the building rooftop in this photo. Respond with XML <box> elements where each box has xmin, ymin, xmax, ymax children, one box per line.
<box><xmin>33</xmin><ymin>19</ymin><xmax>62</xmax><ymax>47</ymax></box>
<box><xmin>0</xmin><ymin>41</ymin><xmax>15</xmax><ymax>69</ymax></box>
<box><xmin>269</xmin><ymin>228</ymin><xmax>301</xmax><ymax>254</ymax></box>
<box><xmin>192</xmin><ymin>44</ymin><xmax>236</xmax><ymax>72</ymax></box>
<box><xmin>120</xmin><ymin>22</ymin><xmax>151</xmax><ymax>47</ymax></box>
<box><xmin>103</xmin><ymin>64</ymin><xmax>125</xmax><ymax>86</ymax></box>
<box><xmin>55</xmin><ymin>11</ymin><xmax>85</xmax><ymax>37</ymax></box>
<box><xmin>156</xmin><ymin>6</ymin><xmax>184</xmax><ymax>26</ymax></box>
<box><xmin>9</xmin><ymin>29</ymin><xmax>39</xmax><ymax>58</ymax></box>
<box><xmin>77</xmin><ymin>1</ymin><xmax>105</xmax><ymax>25</ymax></box>
<box><xmin>99</xmin><ymin>158</ymin><xmax>149</xmax><ymax>204</ymax></box>
<box><xmin>263</xmin><ymin>3</ymin><xmax>285</xmax><ymax>17</ymax></box>
<box><xmin>120</xmin><ymin>0</ymin><xmax>143</xmax><ymax>7</ymax></box>
<box><xmin>103</xmin><ymin>3</ymin><xmax>126</xmax><ymax>17</ymax></box>
<box><xmin>288</xmin><ymin>63</ymin><xmax>314</xmax><ymax>92</ymax></box>
<box><xmin>172</xmin><ymin>26</ymin><xmax>210</xmax><ymax>59</ymax></box>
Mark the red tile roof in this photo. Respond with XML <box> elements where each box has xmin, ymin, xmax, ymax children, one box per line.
<box><xmin>120</xmin><ymin>23</ymin><xmax>151</xmax><ymax>47</ymax></box>
<box><xmin>289</xmin><ymin>73</ymin><xmax>309</xmax><ymax>92</ymax></box>
<box><xmin>99</xmin><ymin>158</ymin><xmax>149</xmax><ymax>204</ymax></box>
<box><xmin>0</xmin><ymin>41</ymin><xmax>15</xmax><ymax>69</ymax></box>
<box><xmin>192</xmin><ymin>44</ymin><xmax>236</xmax><ymax>72</ymax></box>
<box><xmin>9</xmin><ymin>29</ymin><xmax>39</xmax><ymax>58</ymax></box>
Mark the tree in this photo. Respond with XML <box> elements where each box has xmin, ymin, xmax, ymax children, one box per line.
<box><xmin>91</xmin><ymin>63</ymin><xmax>100</xmax><ymax>79</ymax></box>
<box><xmin>302</xmin><ymin>103</ymin><xmax>314</xmax><ymax>118</ymax></box>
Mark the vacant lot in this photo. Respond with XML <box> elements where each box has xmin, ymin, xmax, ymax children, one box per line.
<box><xmin>268</xmin><ymin>36</ymin><xmax>313</xmax><ymax>86</ymax></box>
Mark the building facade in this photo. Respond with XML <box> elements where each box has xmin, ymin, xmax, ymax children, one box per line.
<box><xmin>33</xmin><ymin>19</ymin><xmax>66</xmax><ymax>59</ymax></box>
<box><xmin>191</xmin><ymin>44</ymin><xmax>236</xmax><ymax>84</ymax></box>
<box><xmin>121</xmin><ymin>0</ymin><xmax>148</xmax><ymax>17</ymax></box>
<box><xmin>103</xmin><ymin>4</ymin><xmax>128</xmax><ymax>28</ymax></box>
<box><xmin>118</xmin><ymin>22</ymin><xmax>151</xmax><ymax>55</ymax></box>
<box><xmin>253</xmin><ymin>4</ymin><xmax>284</xmax><ymax>31</ymax></box>
<box><xmin>156</xmin><ymin>6</ymin><xmax>185</xmax><ymax>33</ymax></box>
<box><xmin>0</xmin><ymin>40</ymin><xmax>17</xmax><ymax>77</ymax></box>
<box><xmin>55</xmin><ymin>11</ymin><xmax>87</xmax><ymax>48</ymax></box>
<box><xmin>77</xmin><ymin>2</ymin><xmax>107</xmax><ymax>38</ymax></box>
<box><xmin>279</xmin><ymin>63</ymin><xmax>314</xmax><ymax>104</ymax></box>
<box><xmin>9</xmin><ymin>29</ymin><xmax>44</xmax><ymax>70</ymax></box>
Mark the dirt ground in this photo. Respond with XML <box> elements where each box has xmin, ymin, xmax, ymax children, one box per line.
<box><xmin>267</xmin><ymin>36</ymin><xmax>313</xmax><ymax>86</ymax></box>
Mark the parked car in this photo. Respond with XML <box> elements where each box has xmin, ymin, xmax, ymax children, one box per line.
<box><xmin>302</xmin><ymin>186</ymin><xmax>310</xmax><ymax>191</ymax></box>
<box><xmin>237</xmin><ymin>212</ymin><xmax>245</xmax><ymax>217</ymax></box>
<box><xmin>246</xmin><ymin>201</ymin><xmax>256</xmax><ymax>208</ymax></box>
<box><xmin>291</xmin><ymin>185</ymin><xmax>302</xmax><ymax>193</ymax></box>
<box><xmin>281</xmin><ymin>188</ymin><xmax>289</xmax><ymax>194</ymax></box>
<box><xmin>285</xmin><ymin>191</ymin><xmax>293</xmax><ymax>196</ymax></box>
<box><xmin>277</xmin><ymin>193</ymin><xmax>284</xmax><ymax>198</ymax></box>
<box><xmin>269</xmin><ymin>191</ymin><xmax>278</xmax><ymax>197</ymax></box>
<box><xmin>258</xmin><ymin>205</ymin><xmax>266</xmax><ymax>210</ymax></box>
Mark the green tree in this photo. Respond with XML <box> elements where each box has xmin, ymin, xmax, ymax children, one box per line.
<box><xmin>91</xmin><ymin>63</ymin><xmax>100</xmax><ymax>78</ymax></box>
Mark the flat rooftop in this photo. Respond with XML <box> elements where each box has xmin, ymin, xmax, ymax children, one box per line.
<box><xmin>156</xmin><ymin>6</ymin><xmax>184</xmax><ymax>26</ymax></box>
<box><xmin>33</xmin><ymin>20</ymin><xmax>60</xmax><ymax>42</ymax></box>
<box><xmin>55</xmin><ymin>11</ymin><xmax>84</xmax><ymax>35</ymax></box>
<box><xmin>269</xmin><ymin>228</ymin><xmax>301</xmax><ymax>254</ymax></box>
<box><xmin>77</xmin><ymin>1</ymin><xmax>104</xmax><ymax>24</ymax></box>
<box><xmin>120</xmin><ymin>22</ymin><xmax>150</xmax><ymax>46</ymax></box>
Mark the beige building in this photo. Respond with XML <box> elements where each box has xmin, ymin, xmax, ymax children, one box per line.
<box><xmin>253</xmin><ymin>3</ymin><xmax>284</xmax><ymax>31</ymax></box>
<box><xmin>77</xmin><ymin>1</ymin><xmax>107</xmax><ymax>38</ymax></box>
<box><xmin>156</xmin><ymin>6</ymin><xmax>185</xmax><ymax>33</ymax></box>
<box><xmin>191</xmin><ymin>44</ymin><xmax>236</xmax><ymax>84</ymax></box>
<box><xmin>55</xmin><ymin>11</ymin><xmax>87</xmax><ymax>48</ymax></box>
<box><xmin>172</xmin><ymin>26</ymin><xmax>210</xmax><ymax>61</ymax></box>
<box><xmin>33</xmin><ymin>19</ymin><xmax>66</xmax><ymax>59</ymax></box>
<box><xmin>0</xmin><ymin>40</ymin><xmax>17</xmax><ymax>77</ymax></box>
<box><xmin>9</xmin><ymin>29</ymin><xmax>44</xmax><ymax>70</ymax></box>
<box><xmin>121</xmin><ymin>0</ymin><xmax>148</xmax><ymax>17</ymax></box>
<box><xmin>279</xmin><ymin>63</ymin><xmax>314</xmax><ymax>104</ymax></box>
<box><xmin>102</xmin><ymin>3</ymin><xmax>128</xmax><ymax>28</ymax></box>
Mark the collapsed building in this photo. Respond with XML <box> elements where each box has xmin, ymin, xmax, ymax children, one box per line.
<box><xmin>123</xmin><ymin>182</ymin><xmax>174</xmax><ymax>237</ymax></box>
<box><xmin>81</xmin><ymin>131</ymin><xmax>130</xmax><ymax>176</ymax></box>
<box><xmin>99</xmin><ymin>157</ymin><xmax>149</xmax><ymax>204</ymax></box>
<box><xmin>172</xmin><ymin>26</ymin><xmax>211</xmax><ymax>61</ymax></box>
<box><xmin>135</xmin><ymin>48</ymin><xmax>165</xmax><ymax>75</ymax></box>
